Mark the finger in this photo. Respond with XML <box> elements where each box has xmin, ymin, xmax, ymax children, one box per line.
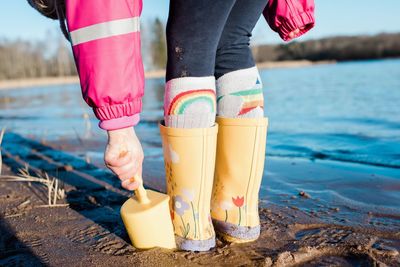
<box><xmin>126</xmin><ymin>181</ymin><xmax>140</xmax><ymax>191</ymax></box>
<box><xmin>110</xmin><ymin>161</ymin><xmax>135</xmax><ymax>176</ymax></box>
<box><xmin>121</xmin><ymin>165</ymin><xmax>143</xmax><ymax>184</ymax></box>
<box><xmin>121</xmin><ymin>178</ymin><xmax>139</xmax><ymax>190</ymax></box>
<box><xmin>117</xmin><ymin>167</ymin><xmax>137</xmax><ymax>181</ymax></box>
<box><xmin>110</xmin><ymin>161</ymin><xmax>138</xmax><ymax>177</ymax></box>
<box><xmin>122</xmin><ymin>175</ymin><xmax>140</xmax><ymax>190</ymax></box>
<box><xmin>288</xmin><ymin>28</ymin><xmax>301</xmax><ymax>39</ymax></box>
<box><xmin>105</xmin><ymin>152</ymin><xmax>132</xmax><ymax>168</ymax></box>
<box><xmin>111</xmin><ymin>155</ymin><xmax>142</xmax><ymax>176</ymax></box>
<box><xmin>120</xmin><ymin>170</ymin><xmax>143</xmax><ymax>190</ymax></box>
<box><xmin>105</xmin><ymin>150</ymin><xmax>132</xmax><ymax>167</ymax></box>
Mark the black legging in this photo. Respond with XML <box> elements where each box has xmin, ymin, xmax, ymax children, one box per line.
<box><xmin>166</xmin><ymin>0</ymin><xmax>267</xmax><ymax>81</ymax></box>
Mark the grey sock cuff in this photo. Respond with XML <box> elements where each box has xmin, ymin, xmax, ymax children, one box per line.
<box><xmin>164</xmin><ymin>76</ymin><xmax>217</xmax><ymax>128</ymax></box>
<box><xmin>164</xmin><ymin>112</ymin><xmax>215</xmax><ymax>128</ymax></box>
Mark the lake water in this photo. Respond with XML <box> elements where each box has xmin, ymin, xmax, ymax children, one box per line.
<box><xmin>1</xmin><ymin>59</ymin><xmax>400</xmax><ymax>227</ymax></box>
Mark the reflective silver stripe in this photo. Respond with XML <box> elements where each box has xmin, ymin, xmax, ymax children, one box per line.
<box><xmin>70</xmin><ymin>17</ymin><xmax>140</xmax><ymax>46</ymax></box>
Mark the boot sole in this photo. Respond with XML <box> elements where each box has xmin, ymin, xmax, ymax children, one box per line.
<box><xmin>212</xmin><ymin>219</ymin><xmax>260</xmax><ymax>243</ymax></box>
<box><xmin>175</xmin><ymin>235</ymin><xmax>216</xmax><ymax>252</ymax></box>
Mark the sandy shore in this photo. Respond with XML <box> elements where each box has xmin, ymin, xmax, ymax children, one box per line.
<box><xmin>0</xmin><ymin>76</ymin><xmax>80</xmax><ymax>90</ymax></box>
<box><xmin>1</xmin><ymin>163</ymin><xmax>399</xmax><ymax>266</ymax></box>
<box><xmin>1</xmin><ymin>132</ymin><xmax>399</xmax><ymax>266</ymax></box>
<box><xmin>256</xmin><ymin>59</ymin><xmax>335</xmax><ymax>69</ymax></box>
<box><xmin>0</xmin><ymin>60</ymin><xmax>334</xmax><ymax>90</ymax></box>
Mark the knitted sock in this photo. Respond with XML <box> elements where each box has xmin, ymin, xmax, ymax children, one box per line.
<box><xmin>216</xmin><ymin>67</ymin><xmax>264</xmax><ymax>118</ymax></box>
<box><xmin>164</xmin><ymin>76</ymin><xmax>216</xmax><ymax>128</ymax></box>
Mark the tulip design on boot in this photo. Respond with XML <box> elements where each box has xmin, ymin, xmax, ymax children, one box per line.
<box><xmin>211</xmin><ymin>117</ymin><xmax>268</xmax><ymax>243</ymax></box>
<box><xmin>232</xmin><ymin>196</ymin><xmax>245</xmax><ymax>225</ymax></box>
<box><xmin>160</xmin><ymin>123</ymin><xmax>218</xmax><ymax>251</ymax></box>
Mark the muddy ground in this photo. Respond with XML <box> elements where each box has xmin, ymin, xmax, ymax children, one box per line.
<box><xmin>1</xmin><ymin>133</ymin><xmax>399</xmax><ymax>266</ymax></box>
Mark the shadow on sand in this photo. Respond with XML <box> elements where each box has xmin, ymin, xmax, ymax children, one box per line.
<box><xmin>0</xmin><ymin>216</ymin><xmax>46</xmax><ymax>266</ymax></box>
<box><xmin>2</xmin><ymin>132</ymin><xmax>152</xmax><ymax>244</ymax></box>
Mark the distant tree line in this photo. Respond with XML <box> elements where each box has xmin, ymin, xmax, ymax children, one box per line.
<box><xmin>252</xmin><ymin>33</ymin><xmax>400</xmax><ymax>62</ymax></box>
<box><xmin>0</xmin><ymin>18</ymin><xmax>168</xmax><ymax>81</ymax></box>
<box><xmin>1</xmin><ymin>25</ymin><xmax>399</xmax><ymax>81</ymax></box>
<box><xmin>0</xmin><ymin>37</ymin><xmax>76</xmax><ymax>80</ymax></box>
<box><xmin>150</xmin><ymin>18</ymin><xmax>167</xmax><ymax>70</ymax></box>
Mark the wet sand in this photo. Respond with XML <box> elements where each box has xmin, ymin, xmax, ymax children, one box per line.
<box><xmin>1</xmin><ymin>132</ymin><xmax>399</xmax><ymax>266</ymax></box>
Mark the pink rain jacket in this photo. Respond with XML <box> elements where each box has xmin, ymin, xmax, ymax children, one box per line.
<box><xmin>264</xmin><ymin>0</ymin><xmax>315</xmax><ymax>41</ymax></box>
<box><xmin>66</xmin><ymin>0</ymin><xmax>315</xmax><ymax>130</ymax></box>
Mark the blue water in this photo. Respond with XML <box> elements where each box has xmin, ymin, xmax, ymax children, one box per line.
<box><xmin>263</xmin><ymin>59</ymin><xmax>400</xmax><ymax>168</ymax></box>
<box><xmin>1</xmin><ymin>59</ymin><xmax>400</xmax><ymax>227</ymax></box>
<box><xmin>142</xmin><ymin>59</ymin><xmax>400</xmax><ymax>169</ymax></box>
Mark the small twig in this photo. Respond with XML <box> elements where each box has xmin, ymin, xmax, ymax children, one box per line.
<box><xmin>17</xmin><ymin>199</ymin><xmax>31</xmax><ymax>209</ymax></box>
<box><xmin>4</xmin><ymin>213</ymin><xmax>23</xmax><ymax>218</ymax></box>
<box><xmin>0</xmin><ymin>175</ymin><xmax>49</xmax><ymax>183</ymax></box>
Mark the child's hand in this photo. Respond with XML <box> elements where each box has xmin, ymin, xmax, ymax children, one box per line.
<box><xmin>288</xmin><ymin>26</ymin><xmax>306</xmax><ymax>40</ymax></box>
<box><xmin>104</xmin><ymin>127</ymin><xmax>144</xmax><ymax>191</ymax></box>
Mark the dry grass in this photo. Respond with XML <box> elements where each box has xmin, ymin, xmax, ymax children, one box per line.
<box><xmin>0</xmin><ymin>165</ymin><xmax>67</xmax><ymax>207</ymax></box>
<box><xmin>0</xmin><ymin>128</ymin><xmax>67</xmax><ymax>208</ymax></box>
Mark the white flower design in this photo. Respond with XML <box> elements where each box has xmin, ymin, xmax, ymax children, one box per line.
<box><xmin>182</xmin><ymin>189</ymin><xmax>195</xmax><ymax>201</ymax></box>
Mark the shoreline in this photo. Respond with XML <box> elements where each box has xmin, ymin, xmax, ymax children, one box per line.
<box><xmin>0</xmin><ymin>60</ymin><xmax>334</xmax><ymax>90</ymax></box>
<box><xmin>1</xmin><ymin>132</ymin><xmax>399</xmax><ymax>266</ymax></box>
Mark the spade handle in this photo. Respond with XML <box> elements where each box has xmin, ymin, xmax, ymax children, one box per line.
<box><xmin>134</xmin><ymin>175</ymin><xmax>150</xmax><ymax>204</ymax></box>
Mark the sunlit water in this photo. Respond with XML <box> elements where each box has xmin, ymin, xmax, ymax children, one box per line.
<box><xmin>1</xmin><ymin>59</ymin><xmax>400</xmax><ymax>227</ymax></box>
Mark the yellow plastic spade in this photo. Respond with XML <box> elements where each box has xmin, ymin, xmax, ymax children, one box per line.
<box><xmin>120</xmin><ymin>176</ymin><xmax>176</xmax><ymax>249</ymax></box>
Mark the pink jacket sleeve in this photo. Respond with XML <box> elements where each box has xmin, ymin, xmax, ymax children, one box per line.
<box><xmin>66</xmin><ymin>0</ymin><xmax>144</xmax><ymax>130</ymax></box>
<box><xmin>264</xmin><ymin>0</ymin><xmax>315</xmax><ymax>42</ymax></box>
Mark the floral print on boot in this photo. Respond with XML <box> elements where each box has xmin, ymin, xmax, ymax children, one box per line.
<box><xmin>211</xmin><ymin>117</ymin><xmax>268</xmax><ymax>243</ymax></box>
<box><xmin>160</xmin><ymin>123</ymin><xmax>218</xmax><ymax>251</ymax></box>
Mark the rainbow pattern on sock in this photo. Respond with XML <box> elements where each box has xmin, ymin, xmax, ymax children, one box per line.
<box><xmin>217</xmin><ymin>88</ymin><xmax>264</xmax><ymax>116</ymax></box>
<box><xmin>231</xmin><ymin>88</ymin><xmax>264</xmax><ymax>115</ymax></box>
<box><xmin>167</xmin><ymin>89</ymin><xmax>216</xmax><ymax>115</ymax></box>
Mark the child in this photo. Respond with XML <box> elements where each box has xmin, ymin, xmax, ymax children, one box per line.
<box><xmin>160</xmin><ymin>0</ymin><xmax>270</xmax><ymax>251</ymax></box>
<box><xmin>28</xmin><ymin>0</ymin><xmax>314</xmax><ymax>252</ymax></box>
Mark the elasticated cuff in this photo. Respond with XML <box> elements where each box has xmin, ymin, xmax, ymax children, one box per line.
<box><xmin>279</xmin><ymin>10</ymin><xmax>315</xmax><ymax>41</ymax></box>
<box><xmin>99</xmin><ymin>114</ymin><xmax>140</xmax><ymax>130</ymax></box>
<box><xmin>93</xmin><ymin>99</ymin><xmax>142</xmax><ymax>121</ymax></box>
<box><xmin>93</xmin><ymin>99</ymin><xmax>142</xmax><ymax>130</ymax></box>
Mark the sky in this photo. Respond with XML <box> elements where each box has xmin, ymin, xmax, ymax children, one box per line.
<box><xmin>0</xmin><ymin>0</ymin><xmax>399</xmax><ymax>44</ymax></box>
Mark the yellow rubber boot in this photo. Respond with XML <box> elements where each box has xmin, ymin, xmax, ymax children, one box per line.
<box><xmin>159</xmin><ymin>123</ymin><xmax>218</xmax><ymax>251</ymax></box>
<box><xmin>211</xmin><ymin>117</ymin><xmax>268</xmax><ymax>243</ymax></box>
